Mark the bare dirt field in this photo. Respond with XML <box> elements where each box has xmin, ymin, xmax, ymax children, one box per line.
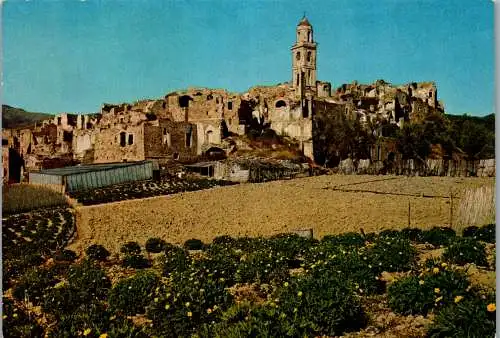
<box><xmin>68</xmin><ymin>175</ymin><xmax>495</xmax><ymax>254</ymax></box>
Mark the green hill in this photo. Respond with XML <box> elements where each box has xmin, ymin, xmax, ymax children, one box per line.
<box><xmin>2</xmin><ymin>105</ymin><xmax>54</xmax><ymax>129</ymax></box>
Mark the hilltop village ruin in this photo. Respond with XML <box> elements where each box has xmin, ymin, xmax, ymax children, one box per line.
<box><xmin>3</xmin><ymin>17</ymin><xmax>444</xmax><ymax>183</ymax></box>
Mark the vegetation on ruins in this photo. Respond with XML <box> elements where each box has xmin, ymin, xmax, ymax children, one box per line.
<box><xmin>2</xmin><ymin>219</ymin><xmax>496</xmax><ymax>337</ymax></box>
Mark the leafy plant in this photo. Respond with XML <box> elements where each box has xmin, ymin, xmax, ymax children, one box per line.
<box><xmin>85</xmin><ymin>244</ymin><xmax>110</xmax><ymax>261</ymax></box>
<box><xmin>274</xmin><ymin>271</ymin><xmax>368</xmax><ymax>336</ymax></box>
<box><xmin>3</xmin><ymin>297</ymin><xmax>44</xmax><ymax>337</ymax></box>
<box><xmin>120</xmin><ymin>241</ymin><xmax>142</xmax><ymax>255</ymax></box>
<box><xmin>55</xmin><ymin>249</ymin><xmax>78</xmax><ymax>262</ymax></box>
<box><xmin>321</xmin><ymin>232</ymin><xmax>365</xmax><ymax>247</ymax></box>
<box><xmin>388</xmin><ymin>267</ymin><xmax>469</xmax><ymax>315</ymax></box>
<box><xmin>422</xmin><ymin>226</ymin><xmax>456</xmax><ymax>246</ymax></box>
<box><xmin>109</xmin><ymin>270</ymin><xmax>160</xmax><ymax>315</ymax></box>
<box><xmin>145</xmin><ymin>237</ymin><xmax>167</xmax><ymax>253</ymax></box>
<box><xmin>122</xmin><ymin>254</ymin><xmax>151</xmax><ymax>269</ymax></box>
<box><xmin>13</xmin><ymin>267</ymin><xmax>57</xmax><ymax>305</ymax></box>
<box><xmin>476</xmin><ymin>223</ymin><xmax>495</xmax><ymax>243</ymax></box>
<box><xmin>442</xmin><ymin>237</ymin><xmax>488</xmax><ymax>266</ymax></box>
<box><xmin>367</xmin><ymin>237</ymin><xmax>417</xmax><ymax>273</ymax></box>
<box><xmin>401</xmin><ymin>227</ymin><xmax>424</xmax><ymax>242</ymax></box>
<box><xmin>427</xmin><ymin>293</ymin><xmax>496</xmax><ymax>338</ymax></box>
<box><xmin>184</xmin><ymin>238</ymin><xmax>206</xmax><ymax>250</ymax></box>
<box><xmin>67</xmin><ymin>259</ymin><xmax>111</xmax><ymax>301</ymax></box>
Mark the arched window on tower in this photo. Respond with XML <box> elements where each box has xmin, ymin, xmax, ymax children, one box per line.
<box><xmin>296</xmin><ymin>52</ymin><xmax>300</xmax><ymax>61</ymax></box>
<box><xmin>308</xmin><ymin>31</ymin><xmax>311</xmax><ymax>42</ymax></box>
<box><xmin>307</xmin><ymin>51</ymin><xmax>311</xmax><ymax>62</ymax></box>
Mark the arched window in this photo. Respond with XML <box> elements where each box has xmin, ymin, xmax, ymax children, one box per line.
<box><xmin>296</xmin><ymin>52</ymin><xmax>300</xmax><ymax>61</ymax></box>
<box><xmin>206</xmin><ymin>130</ymin><xmax>213</xmax><ymax>144</ymax></box>
<box><xmin>307</xmin><ymin>51</ymin><xmax>311</xmax><ymax>62</ymax></box>
<box><xmin>308</xmin><ymin>31</ymin><xmax>311</xmax><ymax>42</ymax></box>
<box><xmin>275</xmin><ymin>100</ymin><xmax>287</xmax><ymax>108</ymax></box>
<box><xmin>179</xmin><ymin>95</ymin><xmax>192</xmax><ymax>108</ymax></box>
<box><xmin>128</xmin><ymin>134</ymin><xmax>134</xmax><ymax>145</ymax></box>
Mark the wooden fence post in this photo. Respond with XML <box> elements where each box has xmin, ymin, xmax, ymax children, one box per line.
<box><xmin>449</xmin><ymin>190</ymin><xmax>453</xmax><ymax>228</ymax></box>
<box><xmin>408</xmin><ymin>199</ymin><xmax>411</xmax><ymax>228</ymax></box>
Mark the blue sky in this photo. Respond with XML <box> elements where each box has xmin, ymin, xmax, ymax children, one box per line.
<box><xmin>2</xmin><ymin>0</ymin><xmax>495</xmax><ymax>116</ymax></box>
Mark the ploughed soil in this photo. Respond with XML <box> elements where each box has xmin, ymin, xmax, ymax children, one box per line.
<box><xmin>68</xmin><ymin>175</ymin><xmax>494</xmax><ymax>254</ymax></box>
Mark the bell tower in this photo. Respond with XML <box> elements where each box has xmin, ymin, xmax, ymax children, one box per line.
<box><xmin>291</xmin><ymin>16</ymin><xmax>317</xmax><ymax>97</ymax></box>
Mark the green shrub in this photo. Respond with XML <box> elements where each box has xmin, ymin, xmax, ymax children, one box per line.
<box><xmin>462</xmin><ymin>225</ymin><xmax>479</xmax><ymax>238</ymax></box>
<box><xmin>378</xmin><ymin>229</ymin><xmax>402</xmax><ymax>240</ymax></box>
<box><xmin>388</xmin><ymin>275</ymin><xmax>435</xmax><ymax>315</ymax></box>
<box><xmin>109</xmin><ymin>270</ymin><xmax>160</xmax><ymax>315</ymax></box>
<box><xmin>268</xmin><ymin>233</ymin><xmax>316</xmax><ymax>258</ymax></box>
<box><xmin>388</xmin><ymin>267</ymin><xmax>469</xmax><ymax>316</ymax></box>
<box><xmin>235</xmin><ymin>250</ymin><xmax>288</xmax><ymax>284</ymax></box>
<box><xmin>422</xmin><ymin>226</ymin><xmax>456</xmax><ymax>246</ymax></box>
<box><xmin>3</xmin><ymin>297</ymin><xmax>44</xmax><ymax>337</ymax></box>
<box><xmin>367</xmin><ymin>238</ymin><xmax>417</xmax><ymax>273</ymax></box>
<box><xmin>13</xmin><ymin>267</ymin><xmax>56</xmax><ymax>305</ymax></box>
<box><xmin>54</xmin><ymin>249</ymin><xmax>77</xmax><ymax>262</ymax></box>
<box><xmin>42</xmin><ymin>285</ymin><xmax>83</xmax><ymax>318</ymax></box>
<box><xmin>212</xmin><ymin>235</ymin><xmax>236</xmax><ymax>246</ymax></box>
<box><xmin>161</xmin><ymin>247</ymin><xmax>191</xmax><ymax>275</ymax></box>
<box><xmin>442</xmin><ymin>238</ymin><xmax>488</xmax><ymax>266</ymax></box>
<box><xmin>195</xmin><ymin>302</ymin><xmax>289</xmax><ymax>338</ymax></box>
<box><xmin>47</xmin><ymin>301</ymin><xmax>110</xmax><ymax>338</ymax></box>
<box><xmin>146</xmin><ymin>273</ymin><xmax>233</xmax><ymax>337</ymax></box>
<box><xmin>476</xmin><ymin>223</ymin><xmax>495</xmax><ymax>243</ymax></box>
<box><xmin>321</xmin><ymin>232</ymin><xmax>365</xmax><ymax>247</ymax></box>
<box><xmin>85</xmin><ymin>244</ymin><xmax>110</xmax><ymax>261</ymax></box>
<box><xmin>184</xmin><ymin>238</ymin><xmax>205</xmax><ymax>250</ymax></box>
<box><xmin>274</xmin><ymin>271</ymin><xmax>368</xmax><ymax>336</ymax></box>
<box><xmin>120</xmin><ymin>241</ymin><xmax>142</xmax><ymax>255</ymax></box>
<box><xmin>427</xmin><ymin>294</ymin><xmax>496</xmax><ymax>338</ymax></box>
<box><xmin>122</xmin><ymin>254</ymin><xmax>151</xmax><ymax>269</ymax></box>
<box><xmin>401</xmin><ymin>227</ymin><xmax>424</xmax><ymax>242</ymax></box>
<box><xmin>307</xmin><ymin>248</ymin><xmax>385</xmax><ymax>295</ymax></box>
<box><xmin>145</xmin><ymin>237</ymin><xmax>167</xmax><ymax>253</ymax></box>
<box><xmin>67</xmin><ymin>259</ymin><xmax>111</xmax><ymax>301</ymax></box>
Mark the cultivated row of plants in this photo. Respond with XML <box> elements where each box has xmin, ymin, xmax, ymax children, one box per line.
<box><xmin>2</xmin><ymin>207</ymin><xmax>76</xmax><ymax>290</ymax></box>
<box><xmin>3</xmin><ymin>223</ymin><xmax>495</xmax><ymax>337</ymax></box>
<box><xmin>68</xmin><ymin>175</ymin><xmax>238</xmax><ymax>206</ymax></box>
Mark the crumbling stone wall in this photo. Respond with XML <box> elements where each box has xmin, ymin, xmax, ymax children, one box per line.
<box><xmin>144</xmin><ymin>119</ymin><xmax>198</xmax><ymax>159</ymax></box>
<box><xmin>93</xmin><ymin>124</ymin><xmax>145</xmax><ymax>163</ymax></box>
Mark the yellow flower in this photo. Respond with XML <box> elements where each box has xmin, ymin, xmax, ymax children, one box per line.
<box><xmin>487</xmin><ymin>303</ymin><xmax>496</xmax><ymax>312</ymax></box>
<box><xmin>165</xmin><ymin>304</ymin><xmax>170</xmax><ymax>310</ymax></box>
<box><xmin>441</xmin><ymin>262</ymin><xmax>447</xmax><ymax>267</ymax></box>
<box><xmin>284</xmin><ymin>282</ymin><xmax>289</xmax><ymax>287</ymax></box>
<box><xmin>12</xmin><ymin>313</ymin><xmax>18</xmax><ymax>318</ymax></box>
<box><xmin>187</xmin><ymin>311</ymin><xmax>193</xmax><ymax>317</ymax></box>
<box><xmin>435</xmin><ymin>296</ymin><xmax>443</xmax><ymax>303</ymax></box>
<box><xmin>297</xmin><ymin>291</ymin><xmax>303</xmax><ymax>297</ymax></box>
<box><xmin>2</xmin><ymin>315</ymin><xmax>6</xmax><ymax>320</ymax></box>
<box><xmin>213</xmin><ymin>305</ymin><xmax>219</xmax><ymax>310</ymax></box>
<box><xmin>454</xmin><ymin>296</ymin><xmax>463</xmax><ymax>303</ymax></box>
<box><xmin>433</xmin><ymin>267</ymin><xmax>440</xmax><ymax>274</ymax></box>
<box><xmin>434</xmin><ymin>288</ymin><xmax>440</xmax><ymax>294</ymax></box>
<box><xmin>419</xmin><ymin>280</ymin><xmax>425</xmax><ymax>285</ymax></box>
<box><xmin>185</xmin><ymin>302</ymin><xmax>190</xmax><ymax>307</ymax></box>
<box><xmin>154</xmin><ymin>297</ymin><xmax>159</xmax><ymax>303</ymax></box>
<box><xmin>207</xmin><ymin>308</ymin><xmax>212</xmax><ymax>314</ymax></box>
<box><xmin>99</xmin><ymin>334</ymin><xmax>108</xmax><ymax>338</ymax></box>
<box><xmin>83</xmin><ymin>328</ymin><xmax>92</xmax><ymax>336</ymax></box>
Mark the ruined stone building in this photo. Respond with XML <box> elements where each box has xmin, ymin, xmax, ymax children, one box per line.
<box><xmin>2</xmin><ymin>16</ymin><xmax>445</xmax><ymax>180</ymax></box>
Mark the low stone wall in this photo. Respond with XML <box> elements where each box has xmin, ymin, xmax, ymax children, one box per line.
<box><xmin>337</xmin><ymin>158</ymin><xmax>496</xmax><ymax>177</ymax></box>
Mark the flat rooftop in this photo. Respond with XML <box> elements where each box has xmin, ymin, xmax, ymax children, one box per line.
<box><xmin>35</xmin><ymin>160</ymin><xmax>152</xmax><ymax>176</ymax></box>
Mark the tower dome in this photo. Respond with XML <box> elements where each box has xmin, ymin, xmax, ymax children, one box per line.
<box><xmin>298</xmin><ymin>16</ymin><xmax>311</xmax><ymax>27</ymax></box>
